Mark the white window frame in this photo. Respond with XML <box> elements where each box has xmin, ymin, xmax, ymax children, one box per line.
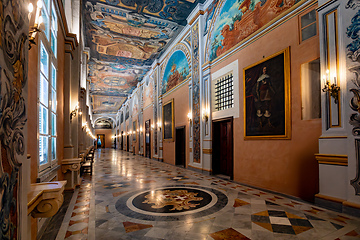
<box><xmin>38</xmin><ymin>0</ymin><xmax>58</xmax><ymax>172</ymax></box>
<box><xmin>211</xmin><ymin>59</ymin><xmax>240</xmax><ymax>120</ymax></box>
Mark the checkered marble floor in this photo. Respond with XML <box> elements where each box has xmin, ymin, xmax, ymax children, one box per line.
<box><xmin>56</xmin><ymin>149</ymin><xmax>360</xmax><ymax>240</ymax></box>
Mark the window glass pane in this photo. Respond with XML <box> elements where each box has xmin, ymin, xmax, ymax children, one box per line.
<box><xmin>301</xmin><ymin>9</ymin><xmax>316</xmax><ymax>28</ymax></box>
<box><xmin>51</xmin><ymin>31</ymin><xmax>57</xmax><ymax>57</ymax></box>
<box><xmin>42</xmin><ymin>8</ymin><xmax>50</xmax><ymax>39</ymax></box>
<box><xmin>301</xmin><ymin>59</ymin><xmax>321</xmax><ymax>120</ymax></box>
<box><xmin>43</xmin><ymin>0</ymin><xmax>50</xmax><ymax>10</ymax></box>
<box><xmin>51</xmin><ymin>64</ymin><xmax>56</xmax><ymax>87</ymax></box>
<box><xmin>51</xmin><ymin>137</ymin><xmax>56</xmax><ymax>160</ymax></box>
<box><xmin>302</xmin><ymin>23</ymin><xmax>317</xmax><ymax>41</ymax></box>
<box><xmin>51</xmin><ymin>112</ymin><xmax>56</xmax><ymax>136</ymax></box>
<box><xmin>39</xmin><ymin>105</ymin><xmax>48</xmax><ymax>134</ymax></box>
<box><xmin>51</xmin><ymin>8</ymin><xmax>57</xmax><ymax>33</ymax></box>
<box><xmin>51</xmin><ymin>88</ymin><xmax>56</xmax><ymax>112</ymax></box>
<box><xmin>39</xmin><ymin>135</ymin><xmax>49</xmax><ymax>165</ymax></box>
<box><xmin>40</xmin><ymin>43</ymin><xmax>49</xmax><ymax>77</ymax></box>
<box><xmin>40</xmin><ymin>75</ymin><xmax>49</xmax><ymax>106</ymax></box>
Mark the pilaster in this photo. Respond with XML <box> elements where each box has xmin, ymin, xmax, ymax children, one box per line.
<box><xmin>316</xmin><ymin>0</ymin><xmax>360</xmax><ymax>215</ymax></box>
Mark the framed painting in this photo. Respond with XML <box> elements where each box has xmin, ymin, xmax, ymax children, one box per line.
<box><xmin>243</xmin><ymin>47</ymin><xmax>291</xmax><ymax>140</ymax></box>
<box><xmin>163</xmin><ymin>99</ymin><xmax>174</xmax><ymax>141</ymax></box>
<box><xmin>133</xmin><ymin>120</ymin><xmax>137</xmax><ymax>141</ymax></box>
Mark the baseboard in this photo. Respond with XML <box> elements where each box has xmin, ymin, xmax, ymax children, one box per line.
<box><xmin>315</xmin><ymin>194</ymin><xmax>344</xmax><ymax>213</ymax></box>
<box><xmin>315</xmin><ymin>194</ymin><xmax>360</xmax><ymax>217</ymax></box>
<box><xmin>187</xmin><ymin>165</ymin><xmax>212</xmax><ymax>175</ymax></box>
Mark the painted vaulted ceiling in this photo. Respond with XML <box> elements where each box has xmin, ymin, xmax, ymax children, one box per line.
<box><xmin>83</xmin><ymin>0</ymin><xmax>204</xmax><ymax>114</ymax></box>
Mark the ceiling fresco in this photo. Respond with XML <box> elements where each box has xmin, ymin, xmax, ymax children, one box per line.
<box><xmin>83</xmin><ymin>0</ymin><xmax>205</xmax><ymax>115</ymax></box>
<box><xmin>95</xmin><ymin>118</ymin><xmax>114</xmax><ymax>129</ymax></box>
<box><xmin>92</xmin><ymin>95</ymin><xmax>127</xmax><ymax>114</ymax></box>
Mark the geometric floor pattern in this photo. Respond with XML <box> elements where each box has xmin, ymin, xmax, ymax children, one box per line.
<box><xmin>251</xmin><ymin>210</ymin><xmax>314</xmax><ymax>235</ymax></box>
<box><xmin>55</xmin><ymin>149</ymin><xmax>360</xmax><ymax>240</ymax></box>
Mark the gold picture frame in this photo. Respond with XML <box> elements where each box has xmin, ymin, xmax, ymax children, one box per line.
<box><xmin>243</xmin><ymin>47</ymin><xmax>291</xmax><ymax>140</ymax></box>
<box><xmin>163</xmin><ymin>99</ymin><xmax>174</xmax><ymax>141</ymax></box>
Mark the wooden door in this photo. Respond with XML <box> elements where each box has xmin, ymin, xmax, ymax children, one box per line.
<box><xmin>121</xmin><ymin>131</ymin><xmax>124</xmax><ymax>150</ymax></box>
<box><xmin>212</xmin><ymin>118</ymin><xmax>233</xmax><ymax>178</ymax></box>
<box><xmin>145</xmin><ymin>120</ymin><xmax>151</xmax><ymax>158</ymax></box>
<box><xmin>175</xmin><ymin>126</ymin><xmax>186</xmax><ymax>167</ymax></box>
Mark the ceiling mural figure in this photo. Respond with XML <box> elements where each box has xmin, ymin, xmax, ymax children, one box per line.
<box><xmin>83</xmin><ymin>0</ymin><xmax>204</xmax><ymax>114</ymax></box>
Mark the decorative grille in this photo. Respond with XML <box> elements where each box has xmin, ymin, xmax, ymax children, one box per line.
<box><xmin>214</xmin><ymin>73</ymin><xmax>234</xmax><ymax>111</ymax></box>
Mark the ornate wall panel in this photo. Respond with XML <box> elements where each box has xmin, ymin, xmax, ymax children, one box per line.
<box><xmin>153</xmin><ymin>70</ymin><xmax>158</xmax><ymax>155</ymax></box>
<box><xmin>192</xmin><ymin>22</ymin><xmax>201</xmax><ymax>163</ymax></box>
<box><xmin>0</xmin><ymin>0</ymin><xmax>28</xmax><ymax>239</ymax></box>
<box><xmin>347</xmin><ymin>0</ymin><xmax>360</xmax><ymax>194</ymax></box>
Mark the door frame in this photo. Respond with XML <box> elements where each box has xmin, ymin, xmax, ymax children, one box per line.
<box><xmin>97</xmin><ymin>134</ymin><xmax>105</xmax><ymax>148</ymax></box>
<box><xmin>175</xmin><ymin>126</ymin><xmax>186</xmax><ymax>167</ymax></box>
<box><xmin>212</xmin><ymin>117</ymin><xmax>234</xmax><ymax>179</ymax></box>
<box><xmin>145</xmin><ymin>120</ymin><xmax>151</xmax><ymax>158</ymax></box>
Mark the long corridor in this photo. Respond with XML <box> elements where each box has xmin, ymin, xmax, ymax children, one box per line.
<box><xmin>56</xmin><ymin>149</ymin><xmax>360</xmax><ymax>240</ymax></box>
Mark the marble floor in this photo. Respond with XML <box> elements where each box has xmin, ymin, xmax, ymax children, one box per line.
<box><xmin>55</xmin><ymin>149</ymin><xmax>360</xmax><ymax>240</ymax></box>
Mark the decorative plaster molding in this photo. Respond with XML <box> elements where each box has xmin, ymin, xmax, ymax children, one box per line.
<box><xmin>315</xmin><ymin>194</ymin><xmax>345</xmax><ymax>204</ymax></box>
<box><xmin>343</xmin><ymin>201</ymin><xmax>360</xmax><ymax>210</ymax></box>
<box><xmin>188</xmin><ymin>164</ymin><xmax>212</xmax><ymax>172</ymax></box>
<box><xmin>189</xmin><ymin>10</ymin><xmax>204</xmax><ymax>26</ymax></box>
<box><xmin>27</xmin><ymin>181</ymin><xmax>67</xmax><ymax>218</ymax></box>
<box><xmin>315</xmin><ymin>154</ymin><xmax>348</xmax><ymax>166</ymax></box>
<box><xmin>62</xmin><ymin>158</ymin><xmax>82</xmax><ymax>173</ymax></box>
<box><xmin>202</xmin><ymin>148</ymin><xmax>212</xmax><ymax>154</ymax></box>
<box><xmin>318</xmin><ymin>136</ymin><xmax>347</xmax><ymax>139</ymax></box>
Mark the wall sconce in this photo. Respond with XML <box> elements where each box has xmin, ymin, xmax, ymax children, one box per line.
<box><xmin>322</xmin><ymin>69</ymin><xmax>340</xmax><ymax>104</ymax></box>
<box><xmin>151</xmin><ymin>124</ymin><xmax>155</xmax><ymax>130</ymax></box>
<box><xmin>140</xmin><ymin>127</ymin><xmax>143</xmax><ymax>132</ymax></box>
<box><xmin>187</xmin><ymin>112</ymin><xmax>192</xmax><ymax>124</ymax></box>
<box><xmin>70</xmin><ymin>103</ymin><xmax>79</xmax><ymax>122</ymax></box>
<box><xmin>28</xmin><ymin>1</ymin><xmax>43</xmax><ymax>50</ymax></box>
<box><xmin>157</xmin><ymin>121</ymin><xmax>162</xmax><ymax>131</ymax></box>
<box><xmin>82</xmin><ymin>122</ymin><xmax>87</xmax><ymax>131</ymax></box>
<box><xmin>136</xmin><ymin>129</ymin><xmax>139</xmax><ymax>133</ymax></box>
<box><xmin>202</xmin><ymin>108</ymin><xmax>209</xmax><ymax>123</ymax></box>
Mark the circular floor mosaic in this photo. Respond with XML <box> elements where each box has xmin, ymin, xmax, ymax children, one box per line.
<box><xmin>115</xmin><ymin>185</ymin><xmax>228</xmax><ymax>221</ymax></box>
